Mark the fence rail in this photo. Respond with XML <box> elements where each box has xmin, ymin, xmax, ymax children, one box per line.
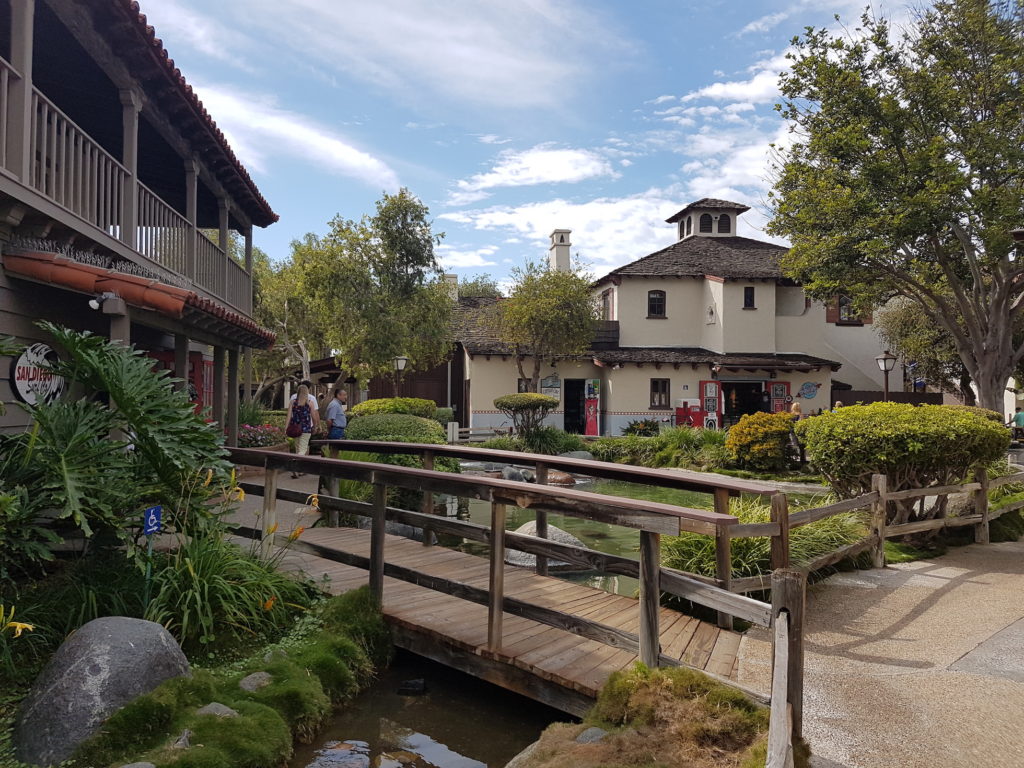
<box><xmin>226</xmin><ymin>256</ymin><xmax>250</xmax><ymax>313</ymax></box>
<box><xmin>137</xmin><ymin>182</ymin><xmax>190</xmax><ymax>277</ymax></box>
<box><xmin>195</xmin><ymin>230</ymin><xmax>226</xmax><ymax>299</ymax></box>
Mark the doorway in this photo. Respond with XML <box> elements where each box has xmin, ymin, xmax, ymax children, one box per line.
<box><xmin>564</xmin><ymin>379</ymin><xmax>586</xmax><ymax>434</ymax></box>
<box><xmin>722</xmin><ymin>381</ymin><xmax>766</xmax><ymax>427</ymax></box>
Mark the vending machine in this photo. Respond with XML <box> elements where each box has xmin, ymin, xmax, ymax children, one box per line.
<box><xmin>692</xmin><ymin>380</ymin><xmax>722</xmax><ymax>429</ymax></box>
<box><xmin>674</xmin><ymin>399</ymin><xmax>701</xmax><ymax>427</ymax></box>
<box><xmin>584</xmin><ymin>379</ymin><xmax>600</xmax><ymax>436</ymax></box>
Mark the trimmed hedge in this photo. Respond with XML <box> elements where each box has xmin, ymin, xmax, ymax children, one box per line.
<box><xmin>493</xmin><ymin>393</ymin><xmax>559</xmax><ymax>434</ymax></box>
<box><xmin>346</xmin><ymin>413</ymin><xmax>446</xmax><ymax>443</ymax></box>
<box><xmin>349</xmin><ymin>397</ymin><xmax>437</xmax><ymax>419</ymax></box>
<box><xmin>726</xmin><ymin>411</ymin><xmax>795</xmax><ymax>471</ymax></box>
<box><xmin>796</xmin><ymin>403</ymin><xmax>1010</xmax><ymax>506</ymax></box>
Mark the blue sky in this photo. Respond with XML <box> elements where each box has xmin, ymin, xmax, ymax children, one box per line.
<box><xmin>140</xmin><ymin>0</ymin><xmax>907</xmax><ymax>284</ymax></box>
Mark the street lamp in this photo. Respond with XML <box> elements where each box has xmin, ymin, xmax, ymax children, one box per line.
<box><xmin>393</xmin><ymin>355</ymin><xmax>408</xmax><ymax>396</ymax></box>
<box><xmin>876</xmin><ymin>350</ymin><xmax>898</xmax><ymax>401</ymax></box>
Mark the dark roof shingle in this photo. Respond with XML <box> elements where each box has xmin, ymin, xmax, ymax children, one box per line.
<box><xmin>593</xmin><ymin>348</ymin><xmax>839</xmax><ymax>371</ymax></box>
<box><xmin>665</xmin><ymin>198</ymin><xmax>751</xmax><ymax>222</ymax></box>
<box><xmin>597</xmin><ymin>235</ymin><xmax>788</xmax><ymax>283</ymax></box>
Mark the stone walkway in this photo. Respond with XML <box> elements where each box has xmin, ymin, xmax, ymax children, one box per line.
<box><xmin>737</xmin><ymin>540</ymin><xmax>1024</xmax><ymax>768</ymax></box>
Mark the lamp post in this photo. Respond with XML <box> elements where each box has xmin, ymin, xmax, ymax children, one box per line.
<box><xmin>393</xmin><ymin>355</ymin><xmax>408</xmax><ymax>396</ymax></box>
<box><xmin>876</xmin><ymin>350</ymin><xmax>897</xmax><ymax>401</ymax></box>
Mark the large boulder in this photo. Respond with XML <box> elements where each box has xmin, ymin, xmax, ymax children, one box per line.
<box><xmin>505</xmin><ymin>520</ymin><xmax>586</xmax><ymax>570</ymax></box>
<box><xmin>15</xmin><ymin>617</ymin><xmax>190</xmax><ymax>767</ymax></box>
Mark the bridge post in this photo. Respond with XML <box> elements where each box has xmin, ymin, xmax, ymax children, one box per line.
<box><xmin>770</xmin><ymin>568</ymin><xmax>806</xmax><ymax>740</ymax></box>
<box><xmin>421</xmin><ymin>449</ymin><xmax>436</xmax><ymax>546</ymax></box>
<box><xmin>870</xmin><ymin>474</ymin><xmax>888</xmax><ymax>568</ymax></box>
<box><xmin>260</xmin><ymin>468</ymin><xmax>279</xmax><ymax>559</ymax></box>
<box><xmin>713</xmin><ymin>487</ymin><xmax>733</xmax><ymax>629</ymax></box>
<box><xmin>769</xmin><ymin>493</ymin><xmax>791</xmax><ymax>570</ymax></box>
<box><xmin>369</xmin><ymin>483</ymin><xmax>387</xmax><ymax>605</ymax></box>
<box><xmin>535</xmin><ymin>462</ymin><xmax>549</xmax><ymax>576</ymax></box>
<box><xmin>488</xmin><ymin>501</ymin><xmax>507</xmax><ymax>650</ymax></box>
<box><xmin>974</xmin><ymin>467</ymin><xmax>990</xmax><ymax>545</ymax></box>
<box><xmin>638</xmin><ymin>530</ymin><xmax>661</xmax><ymax>667</ymax></box>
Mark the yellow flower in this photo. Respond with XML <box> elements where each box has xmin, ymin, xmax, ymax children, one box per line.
<box><xmin>202</xmin><ymin>468</ymin><xmax>214</xmax><ymax>487</ymax></box>
<box><xmin>7</xmin><ymin>622</ymin><xmax>33</xmax><ymax>638</ymax></box>
<box><xmin>232</xmin><ymin>486</ymin><xmax>246</xmax><ymax>502</ymax></box>
<box><xmin>307</xmin><ymin>494</ymin><xmax>320</xmax><ymax>510</ymax></box>
<box><xmin>230</xmin><ymin>468</ymin><xmax>237</xmax><ymax>487</ymax></box>
<box><xmin>266</xmin><ymin>522</ymin><xmax>279</xmax><ymax>535</ymax></box>
<box><xmin>262</xmin><ymin>596</ymin><xmax>277</xmax><ymax>611</ymax></box>
<box><xmin>288</xmin><ymin>526</ymin><xmax>305</xmax><ymax>541</ymax></box>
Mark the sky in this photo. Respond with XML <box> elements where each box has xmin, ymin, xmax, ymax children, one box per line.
<box><xmin>138</xmin><ymin>0</ymin><xmax>911</xmax><ymax>285</ymax></box>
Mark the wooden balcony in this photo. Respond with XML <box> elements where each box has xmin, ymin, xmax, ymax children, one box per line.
<box><xmin>0</xmin><ymin>54</ymin><xmax>252</xmax><ymax>315</ymax></box>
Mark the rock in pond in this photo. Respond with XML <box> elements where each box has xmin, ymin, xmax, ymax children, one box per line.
<box><xmin>545</xmin><ymin>469</ymin><xmax>575</xmax><ymax>486</ymax></box>
<box><xmin>303</xmin><ymin>739</ymin><xmax>371</xmax><ymax>768</ymax></box>
<box><xmin>501</xmin><ymin>466</ymin><xmax>533</xmax><ymax>483</ymax></box>
<box><xmin>15</xmin><ymin>617</ymin><xmax>190</xmax><ymax>767</ymax></box>
<box><xmin>504</xmin><ymin>521</ymin><xmax>586</xmax><ymax>570</ymax></box>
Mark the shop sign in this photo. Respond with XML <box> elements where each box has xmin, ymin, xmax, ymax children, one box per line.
<box><xmin>540</xmin><ymin>374</ymin><xmax>561</xmax><ymax>400</ymax></box>
<box><xmin>10</xmin><ymin>343</ymin><xmax>65</xmax><ymax>405</ymax></box>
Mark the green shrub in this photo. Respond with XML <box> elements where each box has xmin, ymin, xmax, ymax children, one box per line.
<box><xmin>349</xmin><ymin>397</ymin><xmax>437</xmax><ymax>419</ymax></box>
<box><xmin>434</xmin><ymin>407</ymin><xmax>454</xmax><ymax>427</ymax></box>
<box><xmin>796</xmin><ymin>403</ymin><xmax>1010</xmax><ymax>523</ymax></box>
<box><xmin>662</xmin><ymin>495</ymin><xmax>866</xmax><ymax>579</ymax></box>
<box><xmin>622</xmin><ymin>418</ymin><xmax>660</xmax><ymax>437</ymax></box>
<box><xmin>493</xmin><ymin>393</ymin><xmax>559</xmax><ymax>434</ymax></box>
<box><xmin>726</xmin><ymin>412</ymin><xmax>796</xmax><ymax>471</ymax></box>
<box><xmin>346</xmin><ymin>413</ymin><xmax>446</xmax><ymax>443</ymax></box>
<box><xmin>478</xmin><ymin>435</ymin><xmax>524</xmax><ymax>452</ymax></box>
<box><xmin>946</xmin><ymin>404</ymin><xmax>1004</xmax><ymax>423</ymax></box>
<box><xmin>522</xmin><ymin>427</ymin><xmax>587</xmax><ymax>455</ymax></box>
<box><xmin>239</xmin><ymin>659</ymin><xmax>331</xmax><ymax>741</ymax></box>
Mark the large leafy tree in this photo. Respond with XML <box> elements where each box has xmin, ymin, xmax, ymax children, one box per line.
<box><xmin>458</xmin><ymin>273</ymin><xmax>503</xmax><ymax>298</ymax></box>
<box><xmin>496</xmin><ymin>259</ymin><xmax>598</xmax><ymax>392</ymax></box>
<box><xmin>768</xmin><ymin>1</ymin><xmax>1024</xmax><ymax>410</ymax></box>
<box><xmin>300</xmin><ymin>189</ymin><xmax>454</xmax><ymax>386</ymax></box>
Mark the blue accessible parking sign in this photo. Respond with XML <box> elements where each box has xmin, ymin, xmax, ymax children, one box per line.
<box><xmin>143</xmin><ymin>505</ymin><xmax>162</xmax><ymax>535</ymax></box>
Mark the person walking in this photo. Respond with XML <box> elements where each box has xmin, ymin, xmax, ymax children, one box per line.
<box><xmin>286</xmin><ymin>383</ymin><xmax>319</xmax><ymax>478</ymax></box>
<box><xmin>325</xmin><ymin>386</ymin><xmax>348</xmax><ymax>440</ymax></box>
<box><xmin>1010</xmin><ymin>407</ymin><xmax>1024</xmax><ymax>440</ymax></box>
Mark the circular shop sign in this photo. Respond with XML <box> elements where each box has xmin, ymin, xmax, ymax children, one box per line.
<box><xmin>10</xmin><ymin>343</ymin><xmax>65</xmax><ymax>405</ymax></box>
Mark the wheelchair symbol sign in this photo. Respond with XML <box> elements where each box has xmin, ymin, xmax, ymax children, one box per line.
<box><xmin>143</xmin><ymin>505</ymin><xmax>162</xmax><ymax>536</ymax></box>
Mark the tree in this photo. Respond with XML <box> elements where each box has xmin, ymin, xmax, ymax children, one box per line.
<box><xmin>767</xmin><ymin>1</ymin><xmax>1024</xmax><ymax>410</ymax></box>
<box><xmin>300</xmin><ymin>189</ymin><xmax>454</xmax><ymax>387</ymax></box>
<box><xmin>458</xmin><ymin>273</ymin><xmax>503</xmax><ymax>298</ymax></box>
<box><xmin>876</xmin><ymin>300</ymin><xmax>975</xmax><ymax>404</ymax></box>
<box><xmin>496</xmin><ymin>259</ymin><xmax>598</xmax><ymax>392</ymax></box>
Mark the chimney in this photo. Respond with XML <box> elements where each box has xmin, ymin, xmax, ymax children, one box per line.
<box><xmin>549</xmin><ymin>229</ymin><xmax>571</xmax><ymax>272</ymax></box>
<box><xmin>443</xmin><ymin>273</ymin><xmax>459</xmax><ymax>301</ymax></box>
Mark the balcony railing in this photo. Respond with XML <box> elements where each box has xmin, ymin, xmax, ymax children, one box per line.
<box><xmin>1</xmin><ymin>70</ymin><xmax>252</xmax><ymax>316</ymax></box>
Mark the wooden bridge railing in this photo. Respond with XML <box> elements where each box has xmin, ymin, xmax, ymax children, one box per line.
<box><xmin>229</xmin><ymin>446</ymin><xmax>810</xmax><ymax>762</ymax></box>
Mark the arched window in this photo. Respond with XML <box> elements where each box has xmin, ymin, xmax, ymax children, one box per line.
<box><xmin>717</xmin><ymin>214</ymin><xmax>731</xmax><ymax>233</ymax></box>
<box><xmin>686</xmin><ymin>216</ymin><xmax>692</xmax><ymax>236</ymax></box>
<box><xmin>838</xmin><ymin>295</ymin><xmax>856</xmax><ymax>322</ymax></box>
<box><xmin>648</xmin><ymin>290</ymin><xmax>666</xmax><ymax>318</ymax></box>
<box><xmin>699</xmin><ymin>213</ymin><xmax>713</xmax><ymax>233</ymax></box>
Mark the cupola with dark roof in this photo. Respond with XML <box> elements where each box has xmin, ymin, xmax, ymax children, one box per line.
<box><xmin>665</xmin><ymin>198</ymin><xmax>751</xmax><ymax>241</ymax></box>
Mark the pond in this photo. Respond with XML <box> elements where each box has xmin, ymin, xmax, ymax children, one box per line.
<box><xmin>289</xmin><ymin>650</ymin><xmax>565</xmax><ymax>768</ymax></box>
<box><xmin>460</xmin><ymin>477</ymin><xmax>718</xmax><ymax>597</ymax></box>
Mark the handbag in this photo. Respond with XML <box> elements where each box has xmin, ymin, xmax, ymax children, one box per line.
<box><xmin>286</xmin><ymin>420</ymin><xmax>302</xmax><ymax>438</ymax></box>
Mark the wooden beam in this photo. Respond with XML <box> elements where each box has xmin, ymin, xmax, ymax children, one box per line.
<box><xmin>369</xmin><ymin>484</ymin><xmax>387</xmax><ymax>604</ymax></box>
<box><xmin>639</xmin><ymin>531</ymin><xmax>661</xmax><ymax>667</ymax></box>
<box><xmin>714</xmin><ymin>487</ymin><xmax>733</xmax><ymax>629</ymax></box>
<box><xmin>488</xmin><ymin>501</ymin><xmax>507</xmax><ymax>650</ymax></box>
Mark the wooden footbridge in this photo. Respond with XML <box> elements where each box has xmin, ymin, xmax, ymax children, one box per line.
<box><xmin>230</xmin><ymin>443</ymin><xmax>807</xmax><ymax>767</ymax></box>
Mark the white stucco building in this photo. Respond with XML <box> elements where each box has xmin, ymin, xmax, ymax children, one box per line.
<box><xmin>455</xmin><ymin>198</ymin><xmax>890</xmax><ymax>436</ymax></box>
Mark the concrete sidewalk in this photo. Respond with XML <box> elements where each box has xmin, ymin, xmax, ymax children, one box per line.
<box><xmin>738</xmin><ymin>541</ymin><xmax>1024</xmax><ymax>767</ymax></box>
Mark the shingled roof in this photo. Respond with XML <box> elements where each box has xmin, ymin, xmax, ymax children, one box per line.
<box><xmin>593</xmin><ymin>348</ymin><xmax>840</xmax><ymax>371</ymax></box>
<box><xmin>665</xmin><ymin>198</ymin><xmax>751</xmax><ymax>223</ymax></box>
<box><xmin>596</xmin><ymin>235</ymin><xmax>789</xmax><ymax>284</ymax></box>
<box><xmin>453</xmin><ymin>296</ymin><xmax>510</xmax><ymax>354</ymax></box>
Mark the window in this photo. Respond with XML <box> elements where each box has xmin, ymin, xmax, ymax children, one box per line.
<box><xmin>743</xmin><ymin>286</ymin><xmax>756</xmax><ymax>309</ymax></box>
<box><xmin>686</xmin><ymin>216</ymin><xmax>692</xmax><ymax>236</ymax></box>
<box><xmin>600</xmin><ymin>289</ymin><xmax>613</xmax><ymax>320</ymax></box>
<box><xmin>650</xmin><ymin>378</ymin><xmax>670</xmax><ymax>408</ymax></box>
<box><xmin>718</xmin><ymin>213</ymin><xmax>731</xmax><ymax>233</ymax></box>
<box><xmin>647</xmin><ymin>290</ymin><xmax>666</xmax><ymax>318</ymax></box>
<box><xmin>838</xmin><ymin>295</ymin><xmax>857</xmax><ymax>322</ymax></box>
<box><xmin>517</xmin><ymin>378</ymin><xmax>531</xmax><ymax>393</ymax></box>
<box><xmin>699</xmin><ymin>213</ymin><xmax>713</xmax><ymax>233</ymax></box>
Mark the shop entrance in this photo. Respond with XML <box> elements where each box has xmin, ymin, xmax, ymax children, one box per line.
<box><xmin>564</xmin><ymin>379</ymin><xmax>586</xmax><ymax>434</ymax></box>
<box><xmin>722</xmin><ymin>381</ymin><xmax>766</xmax><ymax>427</ymax></box>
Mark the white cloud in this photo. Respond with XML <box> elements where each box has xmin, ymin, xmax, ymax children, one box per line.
<box><xmin>649</xmin><ymin>94</ymin><xmax>676</xmax><ymax>105</ymax></box>
<box><xmin>193</xmin><ymin>84</ymin><xmax>400</xmax><ymax>190</ymax></box>
<box><xmin>448</xmin><ymin>146</ymin><xmax>619</xmax><ymax>205</ymax></box>
<box><xmin>137</xmin><ymin>0</ymin><xmax>254</xmax><ymax>68</ymax></box>
<box><xmin>436</xmin><ymin>244</ymin><xmax>499</xmax><ymax>269</ymax></box>
<box><xmin>737</xmin><ymin>12</ymin><xmax>791</xmax><ymax>37</ymax></box>
<box><xmin>440</xmin><ymin>190</ymin><xmax>687</xmax><ymax>272</ymax></box>
<box><xmin>478</xmin><ymin>134</ymin><xmax>512</xmax><ymax>145</ymax></box>
<box><xmin>683</xmin><ymin>52</ymin><xmax>790</xmax><ymax>104</ymax></box>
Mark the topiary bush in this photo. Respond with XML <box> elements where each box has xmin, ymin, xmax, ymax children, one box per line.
<box><xmin>493</xmin><ymin>393</ymin><xmax>559</xmax><ymax>434</ymax></box>
<box><xmin>348</xmin><ymin>397</ymin><xmax>437</xmax><ymax>419</ymax></box>
<box><xmin>797</xmin><ymin>402</ymin><xmax>1010</xmax><ymax>524</ymax></box>
<box><xmin>945</xmin><ymin>404</ymin><xmax>1004</xmax><ymax>423</ymax></box>
<box><xmin>726</xmin><ymin>411</ymin><xmax>796</xmax><ymax>472</ymax></box>
<box><xmin>346</xmin><ymin>413</ymin><xmax>446</xmax><ymax>443</ymax></box>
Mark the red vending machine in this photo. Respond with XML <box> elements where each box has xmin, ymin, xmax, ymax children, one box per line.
<box><xmin>693</xmin><ymin>380</ymin><xmax>722</xmax><ymax>429</ymax></box>
<box><xmin>584</xmin><ymin>379</ymin><xmax>600</xmax><ymax>436</ymax></box>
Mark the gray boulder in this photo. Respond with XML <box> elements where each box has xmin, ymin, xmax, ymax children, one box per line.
<box><xmin>196</xmin><ymin>702</ymin><xmax>238</xmax><ymax>718</ymax></box>
<box><xmin>15</xmin><ymin>617</ymin><xmax>190</xmax><ymax>767</ymax></box>
<box><xmin>560</xmin><ymin>450</ymin><xmax>594</xmax><ymax>461</ymax></box>
<box><xmin>501</xmin><ymin>466</ymin><xmax>531</xmax><ymax>482</ymax></box>
<box><xmin>239</xmin><ymin>671</ymin><xmax>273</xmax><ymax>692</ymax></box>
<box><xmin>505</xmin><ymin>521</ymin><xmax>586</xmax><ymax>570</ymax></box>
<box><xmin>575</xmin><ymin>726</ymin><xmax>607</xmax><ymax>744</ymax></box>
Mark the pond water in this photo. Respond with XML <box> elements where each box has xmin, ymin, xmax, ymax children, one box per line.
<box><xmin>460</xmin><ymin>478</ymin><xmax>717</xmax><ymax>597</ymax></box>
<box><xmin>289</xmin><ymin>651</ymin><xmax>566</xmax><ymax>768</ymax></box>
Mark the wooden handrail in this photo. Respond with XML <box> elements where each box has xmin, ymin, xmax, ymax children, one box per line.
<box><xmin>311</xmin><ymin>439</ymin><xmax>778</xmax><ymax>497</ymax></box>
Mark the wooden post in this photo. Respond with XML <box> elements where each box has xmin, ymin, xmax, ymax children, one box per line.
<box><xmin>226</xmin><ymin>347</ymin><xmax>240</xmax><ymax>447</ymax></box>
<box><xmin>369</xmin><ymin>483</ymin><xmax>387</xmax><ymax>605</ymax></box>
<box><xmin>770</xmin><ymin>493</ymin><xmax>791</xmax><ymax>570</ymax></box>
<box><xmin>638</xmin><ymin>530</ymin><xmax>661</xmax><ymax>667</ymax></box>
<box><xmin>713</xmin><ymin>487</ymin><xmax>733</xmax><ymax>629</ymax></box>
<box><xmin>212</xmin><ymin>345</ymin><xmax>225</xmax><ymax>428</ymax></box>
<box><xmin>421</xmin><ymin>450</ymin><xmax>435</xmax><ymax>546</ymax></box>
<box><xmin>974</xmin><ymin>467</ymin><xmax>990</xmax><ymax>545</ymax></box>
<box><xmin>535</xmin><ymin>462</ymin><xmax>549</xmax><ymax>576</ymax></box>
<box><xmin>870</xmin><ymin>474</ymin><xmax>888</xmax><ymax>568</ymax></box>
<box><xmin>488</xmin><ymin>501</ymin><xmax>507</xmax><ymax>650</ymax></box>
<box><xmin>771</xmin><ymin>568</ymin><xmax>806</xmax><ymax>741</ymax></box>
<box><xmin>260</xmin><ymin>468</ymin><xmax>279</xmax><ymax>559</ymax></box>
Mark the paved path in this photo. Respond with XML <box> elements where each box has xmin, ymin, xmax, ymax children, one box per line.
<box><xmin>737</xmin><ymin>541</ymin><xmax>1024</xmax><ymax>768</ymax></box>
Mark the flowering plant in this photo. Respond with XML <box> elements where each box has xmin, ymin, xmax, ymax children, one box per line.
<box><xmin>238</xmin><ymin>423</ymin><xmax>287</xmax><ymax>448</ymax></box>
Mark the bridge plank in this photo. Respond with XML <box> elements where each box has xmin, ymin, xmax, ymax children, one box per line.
<box><xmin>682</xmin><ymin>622</ymin><xmax>720</xmax><ymax>669</ymax></box>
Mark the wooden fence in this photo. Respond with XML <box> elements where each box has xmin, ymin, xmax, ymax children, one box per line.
<box><xmin>229</xmin><ymin>446</ymin><xmax>806</xmax><ymax>765</ymax></box>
